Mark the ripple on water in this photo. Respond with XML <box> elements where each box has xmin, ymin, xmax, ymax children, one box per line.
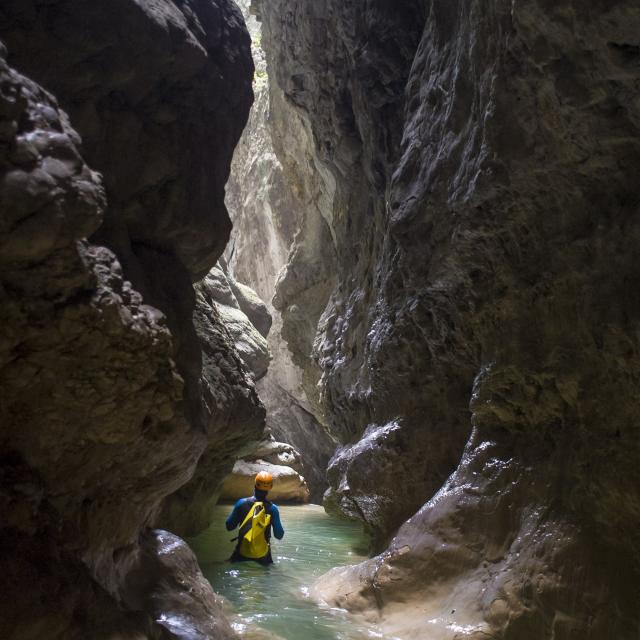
<box><xmin>189</xmin><ymin>504</ymin><xmax>382</xmax><ymax>640</ymax></box>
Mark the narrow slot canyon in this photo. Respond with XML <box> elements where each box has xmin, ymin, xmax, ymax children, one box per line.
<box><xmin>0</xmin><ymin>1</ymin><xmax>639</xmax><ymax>640</ymax></box>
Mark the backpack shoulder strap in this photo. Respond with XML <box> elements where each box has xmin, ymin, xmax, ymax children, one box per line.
<box><xmin>230</xmin><ymin>498</ymin><xmax>258</xmax><ymax>542</ymax></box>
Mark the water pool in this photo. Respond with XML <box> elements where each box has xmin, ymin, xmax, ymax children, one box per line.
<box><xmin>189</xmin><ymin>504</ymin><xmax>382</xmax><ymax>640</ymax></box>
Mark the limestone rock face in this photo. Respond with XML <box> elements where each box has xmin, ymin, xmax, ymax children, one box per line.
<box><xmin>0</xmin><ymin>45</ymin><xmax>204</xmax><ymax>640</ymax></box>
<box><xmin>158</xmin><ymin>264</ymin><xmax>270</xmax><ymax>537</ymax></box>
<box><xmin>0</xmin><ymin>0</ymin><xmax>253</xmax><ymax>278</ymax></box>
<box><xmin>0</xmin><ymin>0</ymin><xmax>261</xmax><ymax>637</ymax></box>
<box><xmin>259</xmin><ymin>375</ymin><xmax>336</xmax><ymax>503</ymax></box>
<box><xmin>0</xmin><ymin>0</ymin><xmax>256</xmax><ymax>436</ymax></box>
<box><xmin>157</xmin><ymin>277</ymin><xmax>266</xmax><ymax>539</ymax></box>
<box><xmin>198</xmin><ymin>263</ymin><xmax>271</xmax><ymax>381</ymax></box>
<box><xmin>220</xmin><ymin>458</ymin><xmax>310</xmax><ymax>504</ymax></box>
<box><xmin>258</xmin><ymin>0</ymin><xmax>640</xmax><ymax>637</ymax></box>
<box><xmin>131</xmin><ymin>530</ymin><xmax>237</xmax><ymax>640</ymax></box>
<box><xmin>230</xmin><ymin>278</ymin><xmax>273</xmax><ymax>339</ymax></box>
<box><xmin>224</xmin><ymin>0</ymin><xmax>336</xmax><ymax>502</ymax></box>
<box><xmin>258</xmin><ymin>0</ymin><xmax>466</xmax><ymax>548</ymax></box>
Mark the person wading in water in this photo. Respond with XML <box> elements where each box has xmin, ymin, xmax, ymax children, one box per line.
<box><xmin>225</xmin><ymin>471</ymin><xmax>285</xmax><ymax>565</ymax></box>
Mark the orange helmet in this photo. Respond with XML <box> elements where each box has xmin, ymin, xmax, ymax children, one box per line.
<box><xmin>255</xmin><ymin>471</ymin><xmax>273</xmax><ymax>491</ymax></box>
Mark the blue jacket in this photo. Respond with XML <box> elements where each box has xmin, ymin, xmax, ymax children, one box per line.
<box><xmin>225</xmin><ymin>497</ymin><xmax>285</xmax><ymax>540</ymax></box>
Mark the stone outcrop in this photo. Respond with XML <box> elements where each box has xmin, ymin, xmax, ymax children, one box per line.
<box><xmin>159</xmin><ymin>263</ymin><xmax>270</xmax><ymax>537</ymax></box>
<box><xmin>257</xmin><ymin>0</ymin><xmax>461</xmax><ymax>549</ymax></box>
<box><xmin>198</xmin><ymin>263</ymin><xmax>271</xmax><ymax>381</ymax></box>
<box><xmin>0</xmin><ymin>1</ymin><xmax>262</xmax><ymax>637</ymax></box>
<box><xmin>131</xmin><ymin>530</ymin><xmax>237</xmax><ymax>640</ymax></box>
<box><xmin>0</xmin><ymin>0</ymin><xmax>255</xmax><ymax>433</ymax></box>
<box><xmin>220</xmin><ymin>456</ymin><xmax>310</xmax><ymax>504</ymax></box>
<box><xmin>257</xmin><ymin>0</ymin><xmax>640</xmax><ymax>638</ymax></box>
<box><xmin>258</xmin><ymin>377</ymin><xmax>336</xmax><ymax>503</ymax></box>
<box><xmin>0</xmin><ymin>0</ymin><xmax>252</xmax><ymax>277</ymax></box>
<box><xmin>219</xmin><ymin>439</ymin><xmax>311</xmax><ymax>503</ymax></box>
<box><xmin>224</xmin><ymin>0</ymin><xmax>336</xmax><ymax>503</ymax></box>
<box><xmin>230</xmin><ymin>278</ymin><xmax>272</xmax><ymax>339</ymax></box>
<box><xmin>248</xmin><ymin>439</ymin><xmax>306</xmax><ymax>474</ymax></box>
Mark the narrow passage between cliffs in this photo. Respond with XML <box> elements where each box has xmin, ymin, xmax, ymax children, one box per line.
<box><xmin>190</xmin><ymin>505</ymin><xmax>378</xmax><ymax>640</ymax></box>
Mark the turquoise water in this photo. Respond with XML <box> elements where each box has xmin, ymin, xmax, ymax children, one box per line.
<box><xmin>190</xmin><ymin>504</ymin><xmax>376</xmax><ymax>640</ymax></box>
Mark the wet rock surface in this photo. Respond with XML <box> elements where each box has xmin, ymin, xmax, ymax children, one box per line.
<box><xmin>133</xmin><ymin>530</ymin><xmax>237</xmax><ymax>640</ymax></box>
<box><xmin>0</xmin><ymin>0</ymin><xmax>260</xmax><ymax>637</ymax></box>
<box><xmin>258</xmin><ymin>0</ymin><xmax>640</xmax><ymax>637</ymax></box>
<box><xmin>258</xmin><ymin>0</ymin><xmax>469</xmax><ymax>548</ymax></box>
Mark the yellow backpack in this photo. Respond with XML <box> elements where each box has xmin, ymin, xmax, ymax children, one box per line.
<box><xmin>235</xmin><ymin>501</ymin><xmax>271</xmax><ymax>559</ymax></box>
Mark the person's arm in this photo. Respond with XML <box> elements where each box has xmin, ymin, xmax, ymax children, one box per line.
<box><xmin>270</xmin><ymin>504</ymin><xmax>284</xmax><ymax>539</ymax></box>
<box><xmin>225</xmin><ymin>499</ymin><xmax>245</xmax><ymax>531</ymax></box>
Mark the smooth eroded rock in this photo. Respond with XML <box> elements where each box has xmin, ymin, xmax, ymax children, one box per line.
<box><xmin>197</xmin><ymin>264</ymin><xmax>271</xmax><ymax>380</ymax></box>
<box><xmin>0</xmin><ymin>0</ymin><xmax>261</xmax><ymax>635</ymax></box>
<box><xmin>258</xmin><ymin>0</ymin><xmax>640</xmax><ymax>637</ymax></box>
<box><xmin>224</xmin><ymin>0</ymin><xmax>337</xmax><ymax>503</ymax></box>
<box><xmin>220</xmin><ymin>460</ymin><xmax>310</xmax><ymax>503</ymax></box>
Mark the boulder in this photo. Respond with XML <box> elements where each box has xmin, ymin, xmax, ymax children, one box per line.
<box><xmin>246</xmin><ymin>440</ymin><xmax>304</xmax><ymax>474</ymax></box>
<box><xmin>220</xmin><ymin>460</ymin><xmax>310</xmax><ymax>503</ymax></box>
<box><xmin>131</xmin><ymin>530</ymin><xmax>237</xmax><ymax>640</ymax></box>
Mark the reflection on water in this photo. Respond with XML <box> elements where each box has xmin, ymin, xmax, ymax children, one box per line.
<box><xmin>189</xmin><ymin>504</ymin><xmax>378</xmax><ymax>639</ymax></box>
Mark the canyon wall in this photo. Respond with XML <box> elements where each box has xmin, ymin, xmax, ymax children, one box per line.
<box><xmin>224</xmin><ymin>0</ymin><xmax>336</xmax><ymax>502</ymax></box>
<box><xmin>257</xmin><ymin>0</ymin><xmax>640</xmax><ymax>638</ymax></box>
<box><xmin>0</xmin><ymin>1</ymin><xmax>262</xmax><ymax>637</ymax></box>
<box><xmin>160</xmin><ymin>261</ymin><xmax>273</xmax><ymax>535</ymax></box>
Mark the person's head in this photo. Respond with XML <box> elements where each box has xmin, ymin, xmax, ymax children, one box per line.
<box><xmin>254</xmin><ymin>471</ymin><xmax>273</xmax><ymax>500</ymax></box>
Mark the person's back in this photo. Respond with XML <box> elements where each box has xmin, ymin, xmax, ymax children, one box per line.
<box><xmin>225</xmin><ymin>471</ymin><xmax>284</xmax><ymax>565</ymax></box>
